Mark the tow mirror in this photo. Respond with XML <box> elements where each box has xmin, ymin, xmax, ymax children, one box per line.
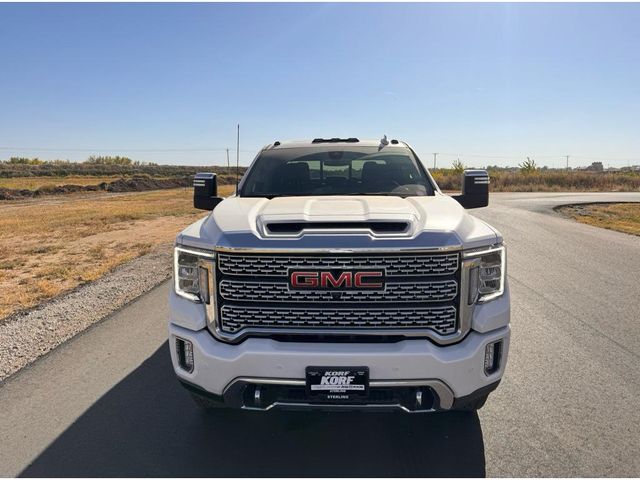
<box><xmin>453</xmin><ymin>170</ymin><xmax>489</xmax><ymax>209</ymax></box>
<box><xmin>193</xmin><ymin>173</ymin><xmax>223</xmax><ymax>211</ymax></box>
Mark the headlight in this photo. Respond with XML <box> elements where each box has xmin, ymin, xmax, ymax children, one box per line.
<box><xmin>174</xmin><ymin>246</ymin><xmax>214</xmax><ymax>302</ymax></box>
<box><xmin>463</xmin><ymin>245</ymin><xmax>506</xmax><ymax>303</ymax></box>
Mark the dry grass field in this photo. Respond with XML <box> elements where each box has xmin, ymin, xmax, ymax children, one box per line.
<box><xmin>0</xmin><ymin>184</ymin><xmax>234</xmax><ymax>320</ymax></box>
<box><xmin>0</xmin><ymin>176</ymin><xmax>125</xmax><ymax>190</ymax></box>
<box><xmin>557</xmin><ymin>203</ymin><xmax>640</xmax><ymax>236</ymax></box>
<box><xmin>432</xmin><ymin>169</ymin><xmax>640</xmax><ymax>192</ymax></box>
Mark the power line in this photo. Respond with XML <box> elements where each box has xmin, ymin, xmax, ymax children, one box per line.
<box><xmin>434</xmin><ymin>152</ymin><xmax>568</xmax><ymax>160</ymax></box>
<box><xmin>566</xmin><ymin>155</ymin><xmax>639</xmax><ymax>162</ymax></box>
<box><xmin>426</xmin><ymin>151</ymin><xmax>639</xmax><ymax>162</ymax></box>
<box><xmin>0</xmin><ymin>146</ymin><xmax>257</xmax><ymax>153</ymax></box>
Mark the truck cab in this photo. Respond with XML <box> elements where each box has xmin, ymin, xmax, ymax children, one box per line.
<box><xmin>169</xmin><ymin>138</ymin><xmax>510</xmax><ymax>412</ymax></box>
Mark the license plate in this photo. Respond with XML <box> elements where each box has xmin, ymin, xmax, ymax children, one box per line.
<box><xmin>306</xmin><ymin>366</ymin><xmax>369</xmax><ymax>402</ymax></box>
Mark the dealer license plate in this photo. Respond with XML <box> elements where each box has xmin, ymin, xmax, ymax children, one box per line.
<box><xmin>306</xmin><ymin>366</ymin><xmax>369</xmax><ymax>402</ymax></box>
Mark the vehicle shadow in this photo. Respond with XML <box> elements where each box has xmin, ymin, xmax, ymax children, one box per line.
<box><xmin>20</xmin><ymin>342</ymin><xmax>486</xmax><ymax>477</ymax></box>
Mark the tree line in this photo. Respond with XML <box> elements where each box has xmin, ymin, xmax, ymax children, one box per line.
<box><xmin>3</xmin><ymin>156</ymin><xmax>157</xmax><ymax>166</ymax></box>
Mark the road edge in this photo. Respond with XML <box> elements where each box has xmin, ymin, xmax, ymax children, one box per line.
<box><xmin>0</xmin><ymin>247</ymin><xmax>173</xmax><ymax>384</ymax></box>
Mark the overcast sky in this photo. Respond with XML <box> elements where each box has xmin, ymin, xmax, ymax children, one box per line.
<box><xmin>1</xmin><ymin>2</ymin><xmax>639</xmax><ymax>168</ymax></box>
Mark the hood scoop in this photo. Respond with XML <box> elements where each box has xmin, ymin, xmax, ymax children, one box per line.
<box><xmin>254</xmin><ymin>197</ymin><xmax>420</xmax><ymax>239</ymax></box>
<box><xmin>264</xmin><ymin>221</ymin><xmax>410</xmax><ymax>237</ymax></box>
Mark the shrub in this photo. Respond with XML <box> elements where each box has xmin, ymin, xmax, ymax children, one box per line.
<box><xmin>8</xmin><ymin>157</ymin><xmax>44</xmax><ymax>165</ymax></box>
<box><xmin>85</xmin><ymin>155</ymin><xmax>133</xmax><ymax>166</ymax></box>
<box><xmin>519</xmin><ymin>157</ymin><xmax>538</xmax><ymax>174</ymax></box>
<box><xmin>451</xmin><ymin>158</ymin><xmax>465</xmax><ymax>174</ymax></box>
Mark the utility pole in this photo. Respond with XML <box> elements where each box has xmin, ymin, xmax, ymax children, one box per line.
<box><xmin>566</xmin><ymin>155</ymin><xmax>570</xmax><ymax>170</ymax></box>
<box><xmin>226</xmin><ymin>148</ymin><xmax>230</xmax><ymax>176</ymax></box>
<box><xmin>235</xmin><ymin>124</ymin><xmax>240</xmax><ymax>193</ymax></box>
<box><xmin>433</xmin><ymin>153</ymin><xmax>438</xmax><ymax>169</ymax></box>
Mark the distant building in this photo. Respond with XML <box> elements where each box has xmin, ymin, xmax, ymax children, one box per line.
<box><xmin>585</xmin><ymin>161</ymin><xmax>604</xmax><ymax>172</ymax></box>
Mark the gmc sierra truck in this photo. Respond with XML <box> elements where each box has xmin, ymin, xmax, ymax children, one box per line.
<box><xmin>169</xmin><ymin>137</ymin><xmax>510</xmax><ymax>412</ymax></box>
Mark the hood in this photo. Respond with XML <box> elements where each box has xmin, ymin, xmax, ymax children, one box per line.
<box><xmin>178</xmin><ymin>194</ymin><xmax>501</xmax><ymax>251</ymax></box>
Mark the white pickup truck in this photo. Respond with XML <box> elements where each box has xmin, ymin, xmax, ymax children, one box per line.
<box><xmin>169</xmin><ymin>138</ymin><xmax>510</xmax><ymax>412</ymax></box>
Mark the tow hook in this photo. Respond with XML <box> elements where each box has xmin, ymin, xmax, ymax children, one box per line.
<box><xmin>254</xmin><ymin>385</ymin><xmax>262</xmax><ymax>407</ymax></box>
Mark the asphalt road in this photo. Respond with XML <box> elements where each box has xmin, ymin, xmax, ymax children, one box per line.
<box><xmin>1</xmin><ymin>192</ymin><xmax>639</xmax><ymax>477</ymax></box>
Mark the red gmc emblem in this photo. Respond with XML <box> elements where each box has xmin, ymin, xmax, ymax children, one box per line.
<box><xmin>289</xmin><ymin>270</ymin><xmax>385</xmax><ymax>290</ymax></box>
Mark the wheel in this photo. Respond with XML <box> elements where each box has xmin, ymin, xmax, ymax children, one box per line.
<box><xmin>190</xmin><ymin>391</ymin><xmax>227</xmax><ymax>410</ymax></box>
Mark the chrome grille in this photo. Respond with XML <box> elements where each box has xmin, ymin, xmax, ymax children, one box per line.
<box><xmin>214</xmin><ymin>251</ymin><xmax>461</xmax><ymax>339</ymax></box>
<box><xmin>220</xmin><ymin>305</ymin><xmax>457</xmax><ymax>335</ymax></box>
<box><xmin>219</xmin><ymin>279</ymin><xmax>458</xmax><ymax>303</ymax></box>
<box><xmin>217</xmin><ymin>253</ymin><xmax>458</xmax><ymax>276</ymax></box>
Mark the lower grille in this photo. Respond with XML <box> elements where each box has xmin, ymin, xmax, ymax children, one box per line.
<box><xmin>220</xmin><ymin>305</ymin><xmax>457</xmax><ymax>335</ymax></box>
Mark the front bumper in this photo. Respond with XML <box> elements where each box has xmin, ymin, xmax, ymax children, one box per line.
<box><xmin>169</xmin><ymin>323</ymin><xmax>510</xmax><ymax>412</ymax></box>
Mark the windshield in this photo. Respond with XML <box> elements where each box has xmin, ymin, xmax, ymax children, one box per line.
<box><xmin>239</xmin><ymin>146</ymin><xmax>434</xmax><ymax>197</ymax></box>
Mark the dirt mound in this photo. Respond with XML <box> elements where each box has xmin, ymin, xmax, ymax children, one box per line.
<box><xmin>103</xmin><ymin>176</ymin><xmax>190</xmax><ymax>192</ymax></box>
<box><xmin>0</xmin><ymin>175</ymin><xmax>192</xmax><ymax>200</ymax></box>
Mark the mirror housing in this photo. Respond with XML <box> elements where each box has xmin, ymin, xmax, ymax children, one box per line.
<box><xmin>453</xmin><ymin>169</ymin><xmax>489</xmax><ymax>209</ymax></box>
<box><xmin>193</xmin><ymin>173</ymin><xmax>223</xmax><ymax>211</ymax></box>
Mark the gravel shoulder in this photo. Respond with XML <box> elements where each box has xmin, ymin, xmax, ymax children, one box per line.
<box><xmin>0</xmin><ymin>246</ymin><xmax>173</xmax><ymax>382</ymax></box>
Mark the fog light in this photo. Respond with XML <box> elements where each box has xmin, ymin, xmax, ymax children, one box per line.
<box><xmin>176</xmin><ymin>337</ymin><xmax>194</xmax><ymax>373</ymax></box>
<box><xmin>484</xmin><ymin>340</ymin><xmax>502</xmax><ymax>375</ymax></box>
